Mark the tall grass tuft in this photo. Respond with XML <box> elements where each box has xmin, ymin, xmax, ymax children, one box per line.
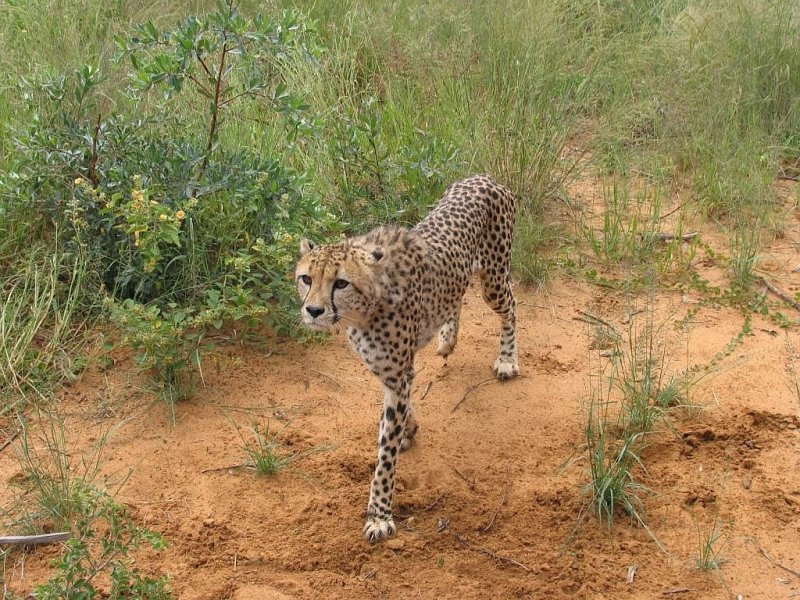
<box><xmin>10</xmin><ymin>413</ymin><xmax>105</xmax><ymax>530</ymax></box>
<box><xmin>0</xmin><ymin>244</ymin><xmax>91</xmax><ymax>408</ymax></box>
<box><xmin>581</xmin><ymin>301</ymin><xmax>682</xmax><ymax>546</ymax></box>
<box><xmin>695</xmin><ymin>516</ymin><xmax>729</xmax><ymax>572</ymax></box>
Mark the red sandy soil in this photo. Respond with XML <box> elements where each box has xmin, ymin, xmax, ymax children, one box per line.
<box><xmin>2</xmin><ymin>182</ymin><xmax>800</xmax><ymax>599</ymax></box>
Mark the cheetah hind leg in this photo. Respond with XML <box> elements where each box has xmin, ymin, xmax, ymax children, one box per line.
<box><xmin>480</xmin><ymin>274</ymin><xmax>519</xmax><ymax>381</ymax></box>
<box><xmin>399</xmin><ymin>409</ymin><xmax>418</xmax><ymax>452</ymax></box>
<box><xmin>437</xmin><ymin>303</ymin><xmax>462</xmax><ymax>358</ymax></box>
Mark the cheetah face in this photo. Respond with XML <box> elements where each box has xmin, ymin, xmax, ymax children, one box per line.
<box><xmin>295</xmin><ymin>238</ymin><xmax>383</xmax><ymax>332</ymax></box>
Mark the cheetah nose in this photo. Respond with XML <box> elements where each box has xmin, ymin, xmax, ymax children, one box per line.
<box><xmin>305</xmin><ymin>305</ymin><xmax>325</xmax><ymax>318</ymax></box>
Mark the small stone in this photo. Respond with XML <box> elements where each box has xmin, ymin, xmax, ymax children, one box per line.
<box><xmin>742</xmin><ymin>475</ymin><xmax>752</xmax><ymax>490</ymax></box>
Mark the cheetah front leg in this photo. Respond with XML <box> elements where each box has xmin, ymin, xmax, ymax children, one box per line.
<box><xmin>363</xmin><ymin>371</ymin><xmax>413</xmax><ymax>542</ymax></box>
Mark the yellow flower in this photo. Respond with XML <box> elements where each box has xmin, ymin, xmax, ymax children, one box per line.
<box><xmin>175</xmin><ymin>210</ymin><xmax>186</xmax><ymax>220</ymax></box>
<box><xmin>74</xmin><ymin>177</ymin><xmax>83</xmax><ymax>185</ymax></box>
<box><xmin>159</xmin><ymin>214</ymin><xmax>168</xmax><ymax>222</ymax></box>
<box><xmin>132</xmin><ymin>189</ymin><xmax>145</xmax><ymax>209</ymax></box>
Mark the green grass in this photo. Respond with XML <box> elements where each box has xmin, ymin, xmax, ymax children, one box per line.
<box><xmin>235</xmin><ymin>421</ymin><xmax>329</xmax><ymax>475</ymax></box>
<box><xmin>239</xmin><ymin>422</ymin><xmax>295</xmax><ymax>476</ymax></box>
<box><xmin>1</xmin><ymin>409</ymin><xmax>171</xmax><ymax>598</ymax></box>
<box><xmin>2</xmin><ymin>0</ymin><xmax>798</xmax><ymax>295</ymax></box>
<box><xmin>580</xmin><ymin>300</ymin><xmax>689</xmax><ymax>545</ymax></box>
<box><xmin>0</xmin><ymin>0</ymin><xmax>795</xmax><ymax>465</ymax></box>
<box><xmin>695</xmin><ymin>517</ymin><xmax>729</xmax><ymax>572</ymax></box>
<box><xmin>585</xmin><ymin>406</ymin><xmax>650</xmax><ymax>529</ymax></box>
<box><xmin>0</xmin><ymin>245</ymin><xmax>92</xmax><ymax>407</ymax></box>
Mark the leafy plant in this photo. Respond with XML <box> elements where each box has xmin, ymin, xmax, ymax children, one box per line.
<box><xmin>579</xmin><ymin>301</ymin><xmax>688</xmax><ymax>547</ymax></box>
<box><xmin>0</xmin><ymin>3</ymin><xmax>342</xmax><ymax>404</ymax></box>
<box><xmin>2</xmin><ymin>412</ymin><xmax>170</xmax><ymax>598</ymax></box>
<box><xmin>33</xmin><ymin>487</ymin><xmax>171</xmax><ymax>600</ymax></box>
<box><xmin>585</xmin><ymin>405</ymin><xmax>649</xmax><ymax>528</ymax></box>
<box><xmin>729</xmin><ymin>222</ymin><xmax>761</xmax><ymax>293</ymax></box>
<box><xmin>107</xmin><ymin>299</ymin><xmax>215</xmax><ymax>411</ymax></box>
<box><xmin>116</xmin><ymin>1</ymin><xmax>320</xmax><ymax>181</ymax></box>
<box><xmin>614</xmin><ymin>308</ymin><xmax>683</xmax><ymax>435</ymax></box>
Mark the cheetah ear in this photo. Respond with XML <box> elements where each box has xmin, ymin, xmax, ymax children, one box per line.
<box><xmin>371</xmin><ymin>249</ymin><xmax>384</xmax><ymax>262</ymax></box>
<box><xmin>299</xmin><ymin>238</ymin><xmax>316</xmax><ymax>256</ymax></box>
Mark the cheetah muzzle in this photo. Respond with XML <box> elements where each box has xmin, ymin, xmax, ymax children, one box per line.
<box><xmin>295</xmin><ymin>175</ymin><xmax>520</xmax><ymax>542</ymax></box>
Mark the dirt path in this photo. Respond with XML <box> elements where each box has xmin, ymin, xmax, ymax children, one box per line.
<box><xmin>3</xmin><ymin>274</ymin><xmax>799</xmax><ymax>599</ymax></box>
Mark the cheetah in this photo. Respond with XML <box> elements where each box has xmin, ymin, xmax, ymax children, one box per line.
<box><xmin>295</xmin><ymin>175</ymin><xmax>519</xmax><ymax>542</ymax></box>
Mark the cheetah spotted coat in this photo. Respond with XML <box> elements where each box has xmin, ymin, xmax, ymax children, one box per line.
<box><xmin>295</xmin><ymin>175</ymin><xmax>519</xmax><ymax>541</ymax></box>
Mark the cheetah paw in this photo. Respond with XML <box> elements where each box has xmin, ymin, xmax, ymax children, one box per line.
<box><xmin>493</xmin><ymin>357</ymin><xmax>520</xmax><ymax>380</ymax></box>
<box><xmin>363</xmin><ymin>514</ymin><xmax>396</xmax><ymax>542</ymax></box>
<box><xmin>400</xmin><ymin>423</ymin><xmax>418</xmax><ymax>452</ymax></box>
<box><xmin>437</xmin><ymin>338</ymin><xmax>456</xmax><ymax>357</ymax></box>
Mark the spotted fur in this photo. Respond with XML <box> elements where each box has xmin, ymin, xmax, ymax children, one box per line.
<box><xmin>295</xmin><ymin>175</ymin><xmax>519</xmax><ymax>542</ymax></box>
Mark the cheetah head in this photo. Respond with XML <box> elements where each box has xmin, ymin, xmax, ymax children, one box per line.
<box><xmin>295</xmin><ymin>237</ymin><xmax>387</xmax><ymax>332</ymax></box>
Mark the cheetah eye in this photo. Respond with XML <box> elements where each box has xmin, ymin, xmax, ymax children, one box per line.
<box><xmin>300</xmin><ymin>274</ymin><xmax>312</xmax><ymax>286</ymax></box>
<box><xmin>333</xmin><ymin>279</ymin><xmax>350</xmax><ymax>290</ymax></box>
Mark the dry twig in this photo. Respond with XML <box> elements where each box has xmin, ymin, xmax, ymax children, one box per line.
<box><xmin>449</xmin><ymin>528</ymin><xmax>530</xmax><ymax>572</ymax></box>
<box><xmin>452</xmin><ymin>466</ymin><xmax>477</xmax><ymax>492</ymax></box>
<box><xmin>478</xmin><ymin>472</ymin><xmax>510</xmax><ymax>533</ymax></box>
<box><xmin>424</xmin><ymin>492</ymin><xmax>446</xmax><ymax>512</ymax></box>
<box><xmin>645</xmin><ymin>231</ymin><xmax>699</xmax><ymax>243</ymax></box>
<box><xmin>0</xmin><ymin>429</ymin><xmax>21</xmax><ymax>455</ymax></box>
<box><xmin>574</xmin><ymin>310</ymin><xmax>621</xmax><ymax>336</ymax></box>
<box><xmin>0</xmin><ymin>532</ymin><xmax>71</xmax><ymax>546</ymax></box>
<box><xmin>292</xmin><ymin>361</ymin><xmax>344</xmax><ymax>388</ymax></box>
<box><xmin>201</xmin><ymin>463</ymin><xmax>249</xmax><ymax>473</ymax></box>
<box><xmin>452</xmin><ymin>378</ymin><xmax>495</xmax><ymax>412</ymax></box>
<box><xmin>658</xmin><ymin>198</ymin><xmax>691</xmax><ymax>220</ymax></box>
<box><xmin>758</xmin><ymin>276</ymin><xmax>800</xmax><ymax>312</ymax></box>
<box><xmin>760</xmin><ymin>546</ymin><xmax>800</xmax><ymax>579</ymax></box>
<box><xmin>418</xmin><ymin>381</ymin><xmax>433</xmax><ymax>402</ymax></box>
<box><xmin>662</xmin><ymin>589</ymin><xmax>694</xmax><ymax>596</ymax></box>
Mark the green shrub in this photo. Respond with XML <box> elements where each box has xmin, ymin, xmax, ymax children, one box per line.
<box><xmin>4</xmin><ymin>413</ymin><xmax>171</xmax><ymax>598</ymax></box>
<box><xmin>0</xmin><ymin>3</ymin><xmax>339</xmax><ymax>402</ymax></box>
<box><xmin>34</xmin><ymin>485</ymin><xmax>171</xmax><ymax>599</ymax></box>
